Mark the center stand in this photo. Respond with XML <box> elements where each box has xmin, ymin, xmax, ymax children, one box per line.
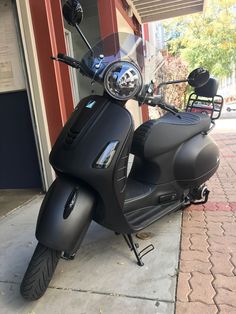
<box><xmin>122</xmin><ymin>234</ymin><xmax>155</xmax><ymax>266</ymax></box>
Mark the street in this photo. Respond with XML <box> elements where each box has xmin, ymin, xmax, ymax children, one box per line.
<box><xmin>213</xmin><ymin>115</ymin><xmax>236</xmax><ymax>133</ymax></box>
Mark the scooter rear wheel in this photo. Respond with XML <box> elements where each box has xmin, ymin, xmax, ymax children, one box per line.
<box><xmin>20</xmin><ymin>242</ymin><xmax>61</xmax><ymax>300</ymax></box>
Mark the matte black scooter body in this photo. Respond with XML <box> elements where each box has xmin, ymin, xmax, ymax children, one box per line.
<box><xmin>20</xmin><ymin>3</ymin><xmax>222</xmax><ymax>302</ymax></box>
<box><xmin>36</xmin><ymin>94</ymin><xmax>220</xmax><ymax>249</ymax></box>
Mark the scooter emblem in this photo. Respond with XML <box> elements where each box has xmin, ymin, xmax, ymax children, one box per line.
<box><xmin>85</xmin><ymin>100</ymin><xmax>96</xmax><ymax>109</ymax></box>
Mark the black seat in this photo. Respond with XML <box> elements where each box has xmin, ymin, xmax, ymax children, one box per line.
<box><xmin>131</xmin><ymin>112</ymin><xmax>211</xmax><ymax>159</ymax></box>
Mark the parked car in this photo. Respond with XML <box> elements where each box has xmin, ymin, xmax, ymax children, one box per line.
<box><xmin>190</xmin><ymin>102</ymin><xmax>214</xmax><ymax>115</ymax></box>
<box><xmin>225</xmin><ymin>102</ymin><xmax>236</xmax><ymax>112</ymax></box>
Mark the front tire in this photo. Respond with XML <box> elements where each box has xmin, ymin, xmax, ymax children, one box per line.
<box><xmin>20</xmin><ymin>243</ymin><xmax>61</xmax><ymax>300</ymax></box>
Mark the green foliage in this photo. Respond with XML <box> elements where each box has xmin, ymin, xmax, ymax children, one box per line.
<box><xmin>156</xmin><ymin>55</ymin><xmax>189</xmax><ymax>109</ymax></box>
<box><xmin>163</xmin><ymin>0</ymin><xmax>236</xmax><ymax>78</ymax></box>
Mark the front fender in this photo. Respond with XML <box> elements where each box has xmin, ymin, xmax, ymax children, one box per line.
<box><xmin>36</xmin><ymin>177</ymin><xmax>95</xmax><ymax>253</ymax></box>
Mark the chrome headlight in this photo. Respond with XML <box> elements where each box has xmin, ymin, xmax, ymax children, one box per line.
<box><xmin>104</xmin><ymin>61</ymin><xmax>143</xmax><ymax>101</ymax></box>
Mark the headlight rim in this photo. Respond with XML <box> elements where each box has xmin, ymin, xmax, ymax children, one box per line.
<box><xmin>103</xmin><ymin>60</ymin><xmax>143</xmax><ymax>101</ymax></box>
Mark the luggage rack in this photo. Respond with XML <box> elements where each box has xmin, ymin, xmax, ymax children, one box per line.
<box><xmin>186</xmin><ymin>78</ymin><xmax>224</xmax><ymax>120</ymax></box>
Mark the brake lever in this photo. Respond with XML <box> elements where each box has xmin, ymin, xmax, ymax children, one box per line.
<box><xmin>159</xmin><ymin>103</ymin><xmax>181</xmax><ymax>118</ymax></box>
<box><xmin>51</xmin><ymin>56</ymin><xmax>66</xmax><ymax>62</ymax></box>
<box><xmin>164</xmin><ymin>104</ymin><xmax>179</xmax><ymax>113</ymax></box>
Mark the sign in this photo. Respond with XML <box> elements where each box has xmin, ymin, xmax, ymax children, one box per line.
<box><xmin>0</xmin><ymin>0</ymin><xmax>25</xmax><ymax>93</ymax></box>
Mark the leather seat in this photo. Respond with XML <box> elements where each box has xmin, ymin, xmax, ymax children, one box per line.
<box><xmin>131</xmin><ymin>112</ymin><xmax>211</xmax><ymax>159</ymax></box>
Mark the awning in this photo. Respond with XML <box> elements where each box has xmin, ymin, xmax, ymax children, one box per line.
<box><xmin>127</xmin><ymin>0</ymin><xmax>205</xmax><ymax>23</ymax></box>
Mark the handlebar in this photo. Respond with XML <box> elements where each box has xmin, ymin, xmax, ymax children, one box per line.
<box><xmin>139</xmin><ymin>94</ymin><xmax>179</xmax><ymax>115</ymax></box>
<box><xmin>51</xmin><ymin>53</ymin><xmax>81</xmax><ymax>69</ymax></box>
<box><xmin>144</xmin><ymin>95</ymin><xmax>163</xmax><ymax>106</ymax></box>
<box><xmin>52</xmin><ymin>54</ymin><xmax>179</xmax><ymax>116</ymax></box>
<box><xmin>160</xmin><ymin>103</ymin><xmax>179</xmax><ymax>113</ymax></box>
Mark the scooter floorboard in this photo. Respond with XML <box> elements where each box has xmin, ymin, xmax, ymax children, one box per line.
<box><xmin>125</xmin><ymin>200</ymin><xmax>183</xmax><ymax>230</ymax></box>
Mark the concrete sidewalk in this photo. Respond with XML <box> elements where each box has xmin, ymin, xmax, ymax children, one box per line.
<box><xmin>176</xmin><ymin>127</ymin><xmax>236</xmax><ymax>313</ymax></box>
<box><xmin>0</xmin><ymin>195</ymin><xmax>181</xmax><ymax>314</ymax></box>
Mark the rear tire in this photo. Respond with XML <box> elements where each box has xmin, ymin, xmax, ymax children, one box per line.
<box><xmin>20</xmin><ymin>243</ymin><xmax>61</xmax><ymax>300</ymax></box>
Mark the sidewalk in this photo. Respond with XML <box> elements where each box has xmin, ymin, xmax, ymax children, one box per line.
<box><xmin>0</xmin><ymin>196</ymin><xmax>181</xmax><ymax>313</ymax></box>
<box><xmin>176</xmin><ymin>128</ymin><xmax>236</xmax><ymax>313</ymax></box>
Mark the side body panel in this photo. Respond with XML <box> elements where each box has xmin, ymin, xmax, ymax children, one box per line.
<box><xmin>174</xmin><ymin>134</ymin><xmax>220</xmax><ymax>187</ymax></box>
<box><xmin>130</xmin><ymin>133</ymin><xmax>219</xmax><ymax>188</ymax></box>
<box><xmin>126</xmin><ymin>133</ymin><xmax>220</xmax><ymax>228</ymax></box>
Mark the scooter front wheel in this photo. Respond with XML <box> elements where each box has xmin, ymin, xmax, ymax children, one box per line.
<box><xmin>20</xmin><ymin>242</ymin><xmax>61</xmax><ymax>300</ymax></box>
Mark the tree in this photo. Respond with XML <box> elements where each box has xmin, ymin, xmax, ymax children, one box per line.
<box><xmin>157</xmin><ymin>55</ymin><xmax>189</xmax><ymax>108</ymax></box>
<box><xmin>164</xmin><ymin>0</ymin><xmax>236</xmax><ymax>78</ymax></box>
<box><xmin>149</xmin><ymin>54</ymin><xmax>189</xmax><ymax>119</ymax></box>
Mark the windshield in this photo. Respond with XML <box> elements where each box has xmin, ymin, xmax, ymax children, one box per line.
<box><xmin>80</xmin><ymin>31</ymin><xmax>163</xmax><ymax>88</ymax></box>
<box><xmin>81</xmin><ymin>32</ymin><xmax>145</xmax><ymax>81</ymax></box>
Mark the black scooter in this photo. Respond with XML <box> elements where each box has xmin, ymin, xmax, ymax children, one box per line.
<box><xmin>20</xmin><ymin>0</ymin><xmax>221</xmax><ymax>301</ymax></box>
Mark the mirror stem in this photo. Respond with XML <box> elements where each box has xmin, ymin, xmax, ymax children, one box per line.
<box><xmin>158</xmin><ymin>79</ymin><xmax>188</xmax><ymax>89</ymax></box>
<box><xmin>75</xmin><ymin>23</ymin><xmax>94</xmax><ymax>55</ymax></box>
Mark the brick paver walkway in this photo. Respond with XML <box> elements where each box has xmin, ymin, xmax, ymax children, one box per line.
<box><xmin>176</xmin><ymin>132</ymin><xmax>236</xmax><ymax>314</ymax></box>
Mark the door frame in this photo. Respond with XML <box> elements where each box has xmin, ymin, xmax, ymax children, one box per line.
<box><xmin>8</xmin><ymin>0</ymin><xmax>44</xmax><ymax>190</ymax></box>
<box><xmin>64</xmin><ymin>28</ymin><xmax>80</xmax><ymax>107</ymax></box>
<box><xmin>15</xmin><ymin>0</ymin><xmax>56</xmax><ymax>190</ymax></box>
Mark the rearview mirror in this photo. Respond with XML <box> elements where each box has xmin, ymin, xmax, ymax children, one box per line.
<box><xmin>188</xmin><ymin>68</ymin><xmax>210</xmax><ymax>88</ymax></box>
<box><xmin>63</xmin><ymin>0</ymin><xmax>83</xmax><ymax>26</ymax></box>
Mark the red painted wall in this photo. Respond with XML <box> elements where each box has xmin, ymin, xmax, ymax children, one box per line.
<box><xmin>97</xmin><ymin>0</ymin><xmax>118</xmax><ymax>38</ymax></box>
<box><xmin>143</xmin><ymin>23</ymin><xmax>149</xmax><ymax>41</ymax></box>
<box><xmin>29</xmin><ymin>0</ymin><xmax>74</xmax><ymax>145</ymax></box>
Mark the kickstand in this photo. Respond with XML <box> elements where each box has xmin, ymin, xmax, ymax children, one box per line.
<box><xmin>61</xmin><ymin>252</ymin><xmax>76</xmax><ymax>260</ymax></box>
<box><xmin>123</xmin><ymin>234</ymin><xmax>154</xmax><ymax>267</ymax></box>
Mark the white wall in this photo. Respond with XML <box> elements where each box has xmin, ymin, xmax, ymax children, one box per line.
<box><xmin>218</xmin><ymin>66</ymin><xmax>236</xmax><ymax>103</ymax></box>
<box><xmin>62</xmin><ymin>0</ymin><xmax>103</xmax><ymax>102</ymax></box>
<box><xmin>0</xmin><ymin>0</ymin><xmax>25</xmax><ymax>93</ymax></box>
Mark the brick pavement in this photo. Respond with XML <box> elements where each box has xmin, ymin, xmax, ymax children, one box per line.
<box><xmin>176</xmin><ymin>132</ymin><xmax>236</xmax><ymax>314</ymax></box>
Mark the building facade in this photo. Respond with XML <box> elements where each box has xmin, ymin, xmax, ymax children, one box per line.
<box><xmin>0</xmin><ymin>0</ymin><xmax>146</xmax><ymax>191</ymax></box>
<box><xmin>0</xmin><ymin>0</ymin><xmax>205</xmax><ymax>191</ymax></box>
<box><xmin>219</xmin><ymin>66</ymin><xmax>236</xmax><ymax>105</ymax></box>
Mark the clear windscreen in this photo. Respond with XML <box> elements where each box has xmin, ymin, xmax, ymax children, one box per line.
<box><xmin>81</xmin><ymin>32</ymin><xmax>143</xmax><ymax>72</ymax></box>
<box><xmin>81</xmin><ymin>32</ymin><xmax>163</xmax><ymax>85</ymax></box>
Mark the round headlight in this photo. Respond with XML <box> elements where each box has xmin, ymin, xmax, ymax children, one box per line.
<box><xmin>104</xmin><ymin>61</ymin><xmax>143</xmax><ymax>101</ymax></box>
